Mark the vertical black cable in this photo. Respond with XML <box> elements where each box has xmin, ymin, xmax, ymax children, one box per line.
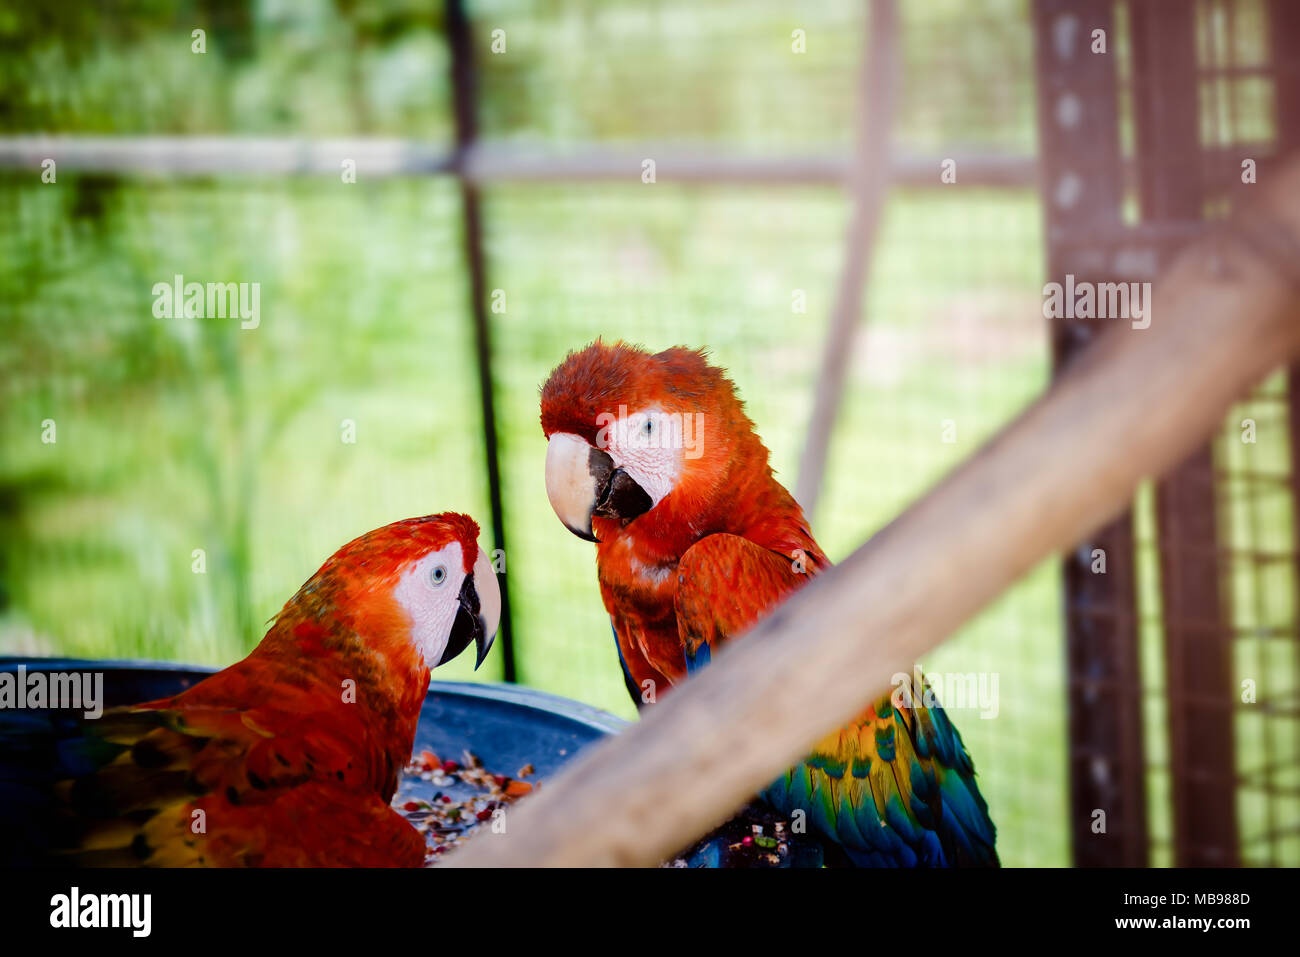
<box><xmin>446</xmin><ymin>0</ymin><xmax>516</xmax><ymax>682</ymax></box>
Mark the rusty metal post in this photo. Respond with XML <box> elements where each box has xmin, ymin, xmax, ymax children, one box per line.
<box><xmin>1130</xmin><ymin>0</ymin><xmax>1239</xmax><ymax>867</ymax></box>
<box><xmin>1033</xmin><ymin>0</ymin><xmax>1149</xmax><ymax>866</ymax></box>
<box><xmin>1272</xmin><ymin>0</ymin><xmax>1300</xmax><ymax>869</ymax></box>
<box><xmin>1274</xmin><ymin>1</ymin><xmax>1300</xmax><ymax>569</ymax></box>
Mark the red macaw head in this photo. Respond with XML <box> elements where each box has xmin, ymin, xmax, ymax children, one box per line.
<box><xmin>281</xmin><ymin>513</ymin><xmax>501</xmax><ymax>671</ymax></box>
<box><xmin>539</xmin><ymin>340</ymin><xmax>761</xmax><ymax>547</ymax></box>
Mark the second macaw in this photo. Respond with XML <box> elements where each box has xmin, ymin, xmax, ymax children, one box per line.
<box><xmin>0</xmin><ymin>513</ymin><xmax>500</xmax><ymax>867</ymax></box>
<box><xmin>541</xmin><ymin>340</ymin><xmax>997</xmax><ymax>866</ymax></box>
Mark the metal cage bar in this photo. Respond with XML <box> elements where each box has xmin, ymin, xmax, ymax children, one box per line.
<box><xmin>1034</xmin><ymin>0</ymin><xmax>1150</xmax><ymax>867</ymax></box>
<box><xmin>1131</xmin><ymin>0</ymin><xmax>1240</xmax><ymax>867</ymax></box>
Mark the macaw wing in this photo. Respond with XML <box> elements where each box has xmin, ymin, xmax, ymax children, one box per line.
<box><xmin>609</xmin><ymin>622</ymin><xmax>648</xmax><ymax>708</ymax></box>
<box><xmin>674</xmin><ymin>532</ymin><xmax>808</xmax><ymax>673</ymax></box>
<box><xmin>2</xmin><ymin>700</ymin><xmax>420</xmax><ymax>867</ymax></box>
<box><xmin>763</xmin><ymin>687</ymin><xmax>999</xmax><ymax>867</ymax></box>
<box><xmin>672</xmin><ymin>534</ymin><xmax>996</xmax><ymax>867</ymax></box>
<box><xmin>119</xmin><ymin>770</ymin><xmax>424</xmax><ymax>868</ymax></box>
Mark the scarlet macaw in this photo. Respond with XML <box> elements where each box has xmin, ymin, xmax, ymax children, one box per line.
<box><xmin>541</xmin><ymin>341</ymin><xmax>997</xmax><ymax>866</ymax></box>
<box><xmin>1</xmin><ymin>513</ymin><xmax>500</xmax><ymax>866</ymax></box>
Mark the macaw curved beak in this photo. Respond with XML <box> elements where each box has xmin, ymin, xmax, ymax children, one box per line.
<box><xmin>545</xmin><ymin>432</ymin><xmax>652</xmax><ymax>542</ymax></box>
<box><xmin>439</xmin><ymin>545</ymin><xmax>501</xmax><ymax>670</ymax></box>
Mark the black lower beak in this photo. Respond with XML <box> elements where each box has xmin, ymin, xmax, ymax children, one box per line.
<box><xmin>439</xmin><ymin>574</ymin><xmax>494</xmax><ymax>670</ymax></box>
<box><xmin>589</xmin><ymin>450</ymin><xmax>653</xmax><ymax>527</ymax></box>
<box><xmin>563</xmin><ymin>520</ymin><xmax>600</xmax><ymax>544</ymax></box>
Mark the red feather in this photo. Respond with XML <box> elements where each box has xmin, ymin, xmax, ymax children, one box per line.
<box><xmin>542</xmin><ymin>343</ymin><xmax>997</xmax><ymax>866</ymax></box>
<box><xmin>50</xmin><ymin>513</ymin><xmax>481</xmax><ymax>867</ymax></box>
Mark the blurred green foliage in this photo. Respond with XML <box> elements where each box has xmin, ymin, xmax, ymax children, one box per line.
<box><xmin>0</xmin><ymin>0</ymin><xmax>1099</xmax><ymax>867</ymax></box>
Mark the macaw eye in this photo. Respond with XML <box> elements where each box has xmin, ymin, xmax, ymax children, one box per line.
<box><xmin>642</xmin><ymin>418</ymin><xmax>654</xmax><ymax>437</ymax></box>
<box><xmin>429</xmin><ymin>564</ymin><xmax>448</xmax><ymax>587</ymax></box>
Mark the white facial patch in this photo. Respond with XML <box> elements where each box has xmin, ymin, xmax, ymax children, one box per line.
<box><xmin>391</xmin><ymin>540</ymin><xmax>468</xmax><ymax>668</ymax></box>
<box><xmin>598</xmin><ymin>407</ymin><xmax>687</xmax><ymax>507</ymax></box>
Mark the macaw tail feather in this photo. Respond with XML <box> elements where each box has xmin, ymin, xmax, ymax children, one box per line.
<box><xmin>763</xmin><ymin>687</ymin><xmax>998</xmax><ymax>868</ymax></box>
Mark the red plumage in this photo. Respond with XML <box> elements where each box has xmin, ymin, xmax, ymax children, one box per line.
<box><xmin>541</xmin><ymin>342</ymin><xmax>997</xmax><ymax>866</ymax></box>
<box><xmin>542</xmin><ymin>340</ymin><xmax>828</xmax><ymax>691</ymax></box>
<box><xmin>43</xmin><ymin>514</ymin><xmax>489</xmax><ymax>867</ymax></box>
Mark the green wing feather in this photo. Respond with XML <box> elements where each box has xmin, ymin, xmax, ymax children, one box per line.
<box><xmin>674</xmin><ymin>533</ymin><xmax>998</xmax><ymax>867</ymax></box>
<box><xmin>763</xmin><ymin>686</ymin><xmax>998</xmax><ymax>866</ymax></box>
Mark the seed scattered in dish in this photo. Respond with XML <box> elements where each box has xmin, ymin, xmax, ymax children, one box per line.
<box><xmin>392</xmin><ymin>749</ymin><xmax>538</xmax><ymax>864</ymax></box>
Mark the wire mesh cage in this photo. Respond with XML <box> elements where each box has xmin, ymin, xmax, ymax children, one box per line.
<box><xmin>1035</xmin><ymin>0</ymin><xmax>1299</xmax><ymax>867</ymax></box>
<box><xmin>0</xmin><ymin>0</ymin><xmax>1297</xmax><ymax>868</ymax></box>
